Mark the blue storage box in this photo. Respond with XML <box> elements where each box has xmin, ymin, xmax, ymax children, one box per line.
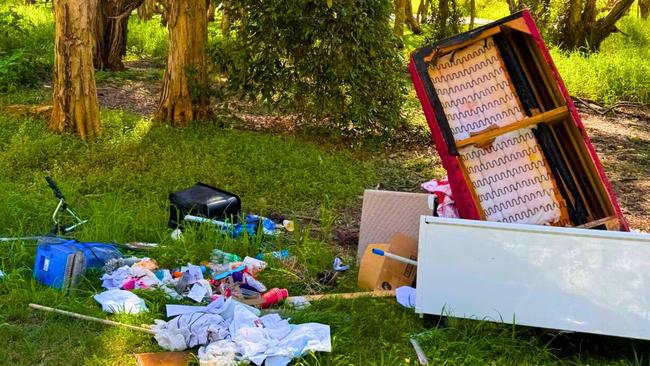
<box><xmin>33</xmin><ymin>237</ymin><xmax>122</xmax><ymax>290</ymax></box>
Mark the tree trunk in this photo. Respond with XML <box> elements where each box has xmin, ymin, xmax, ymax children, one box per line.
<box><xmin>405</xmin><ymin>0</ymin><xmax>422</xmax><ymax>34</ymax></box>
<box><xmin>469</xmin><ymin>0</ymin><xmax>476</xmax><ymax>29</ymax></box>
<box><xmin>94</xmin><ymin>0</ymin><xmax>144</xmax><ymax>71</ymax></box>
<box><xmin>555</xmin><ymin>0</ymin><xmax>634</xmax><ymax>52</ymax></box>
<box><xmin>394</xmin><ymin>0</ymin><xmax>406</xmax><ymax>46</ymax></box>
<box><xmin>417</xmin><ymin>0</ymin><xmax>428</xmax><ymax>23</ymax></box>
<box><xmin>641</xmin><ymin>0</ymin><xmax>650</xmax><ymax>18</ymax></box>
<box><xmin>436</xmin><ymin>0</ymin><xmax>451</xmax><ymax>37</ymax></box>
<box><xmin>156</xmin><ymin>0</ymin><xmax>211</xmax><ymax>125</ymax></box>
<box><xmin>207</xmin><ymin>0</ymin><xmax>217</xmax><ymax>22</ymax></box>
<box><xmin>137</xmin><ymin>0</ymin><xmax>157</xmax><ymax>21</ymax></box>
<box><xmin>51</xmin><ymin>0</ymin><xmax>101</xmax><ymax>139</ymax></box>
<box><xmin>506</xmin><ymin>0</ymin><xmax>519</xmax><ymax>14</ymax></box>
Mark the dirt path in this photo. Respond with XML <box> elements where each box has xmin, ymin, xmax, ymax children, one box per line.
<box><xmin>578</xmin><ymin>106</ymin><xmax>650</xmax><ymax>232</ymax></box>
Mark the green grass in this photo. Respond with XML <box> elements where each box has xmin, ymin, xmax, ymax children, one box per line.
<box><xmin>552</xmin><ymin>16</ymin><xmax>650</xmax><ymax>105</ymax></box>
<box><xmin>0</xmin><ymin>100</ymin><xmax>647</xmax><ymax>365</ymax></box>
<box><xmin>126</xmin><ymin>15</ymin><xmax>168</xmax><ymax>61</ymax></box>
<box><xmin>1</xmin><ymin>2</ymin><xmax>650</xmax><ymax>365</ymax></box>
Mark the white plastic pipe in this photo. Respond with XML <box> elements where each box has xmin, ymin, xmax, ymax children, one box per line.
<box><xmin>371</xmin><ymin>248</ymin><xmax>418</xmax><ymax>266</ymax></box>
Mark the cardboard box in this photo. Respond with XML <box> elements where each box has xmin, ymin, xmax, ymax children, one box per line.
<box><xmin>358</xmin><ymin>233</ymin><xmax>418</xmax><ymax>291</ymax></box>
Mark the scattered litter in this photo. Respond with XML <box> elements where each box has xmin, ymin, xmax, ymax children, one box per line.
<box><xmin>34</xmin><ymin>237</ymin><xmax>122</xmax><ymax>290</ymax></box>
<box><xmin>285</xmin><ymin>296</ymin><xmax>311</xmax><ymax>310</ymax></box>
<box><xmin>183</xmin><ymin>214</ymin><xmax>280</xmax><ymax>238</ymax></box>
<box><xmin>255</xmin><ymin>249</ymin><xmax>289</xmax><ymax>260</ymax></box>
<box><xmin>28</xmin><ymin>303</ymin><xmax>154</xmax><ymax>334</ymax></box>
<box><xmin>187</xmin><ymin>280</ymin><xmax>212</xmax><ymax>302</ymax></box>
<box><xmin>409</xmin><ymin>336</ymin><xmax>429</xmax><ymax>365</ymax></box>
<box><xmin>125</xmin><ymin>242</ymin><xmax>160</xmax><ymax>251</ymax></box>
<box><xmin>332</xmin><ymin>257</ymin><xmax>349</xmax><ymax>272</ymax></box>
<box><xmin>101</xmin><ymin>258</ymin><xmax>164</xmax><ymax>292</ymax></box>
<box><xmin>243</xmin><ymin>256</ymin><xmax>267</xmax><ymax>272</ymax></box>
<box><xmin>135</xmin><ymin>352</ymin><xmax>190</xmax><ymax>366</ymax></box>
<box><xmin>420</xmin><ymin>177</ymin><xmax>459</xmax><ymax>218</ymax></box>
<box><xmin>396</xmin><ymin>286</ymin><xmax>416</xmax><ymax>308</ymax></box>
<box><xmin>260</xmin><ymin>288</ymin><xmax>288</xmax><ymax>309</ymax></box>
<box><xmin>198</xmin><ymin>340</ymin><xmax>238</xmax><ymax>366</ymax></box>
<box><xmin>94</xmin><ymin>289</ymin><xmax>148</xmax><ymax>314</ymax></box>
<box><xmin>168</xmin><ymin>183</ymin><xmax>241</xmax><ymax>230</ymax></box>
<box><xmin>282</xmin><ymin>220</ymin><xmax>294</xmax><ymax>232</ymax></box>
<box><xmin>0</xmin><ymin>269</ymin><xmax>4</xmax><ymax>279</ymax></box>
<box><xmin>211</xmin><ymin>249</ymin><xmax>241</xmax><ymax>264</ymax></box>
<box><xmin>156</xmin><ymin>297</ymin><xmax>332</xmax><ymax>365</ymax></box>
<box><xmin>170</xmin><ymin>228</ymin><xmax>183</xmax><ymax>240</ymax></box>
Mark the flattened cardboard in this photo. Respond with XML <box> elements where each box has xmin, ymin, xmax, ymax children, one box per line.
<box><xmin>357</xmin><ymin>190</ymin><xmax>431</xmax><ymax>261</ymax></box>
<box><xmin>135</xmin><ymin>352</ymin><xmax>190</xmax><ymax>366</ymax></box>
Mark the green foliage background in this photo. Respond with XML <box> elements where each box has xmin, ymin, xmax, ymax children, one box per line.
<box><xmin>209</xmin><ymin>0</ymin><xmax>408</xmax><ymax>139</ymax></box>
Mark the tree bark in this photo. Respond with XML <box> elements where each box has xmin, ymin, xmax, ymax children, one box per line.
<box><xmin>394</xmin><ymin>0</ymin><xmax>406</xmax><ymax>40</ymax></box>
<box><xmin>137</xmin><ymin>0</ymin><xmax>157</xmax><ymax>21</ymax></box>
<box><xmin>405</xmin><ymin>0</ymin><xmax>422</xmax><ymax>34</ymax></box>
<box><xmin>51</xmin><ymin>0</ymin><xmax>101</xmax><ymax>139</ymax></box>
<box><xmin>436</xmin><ymin>0</ymin><xmax>451</xmax><ymax>37</ymax></box>
<box><xmin>156</xmin><ymin>0</ymin><xmax>211</xmax><ymax>125</ymax></box>
<box><xmin>207</xmin><ymin>0</ymin><xmax>217</xmax><ymax>22</ymax></box>
<box><xmin>641</xmin><ymin>0</ymin><xmax>650</xmax><ymax>18</ymax></box>
<box><xmin>506</xmin><ymin>0</ymin><xmax>519</xmax><ymax>14</ymax></box>
<box><xmin>555</xmin><ymin>0</ymin><xmax>634</xmax><ymax>52</ymax></box>
<box><xmin>94</xmin><ymin>0</ymin><xmax>144</xmax><ymax>71</ymax></box>
<box><xmin>469</xmin><ymin>0</ymin><xmax>476</xmax><ymax>29</ymax></box>
<box><xmin>417</xmin><ymin>0</ymin><xmax>428</xmax><ymax>23</ymax></box>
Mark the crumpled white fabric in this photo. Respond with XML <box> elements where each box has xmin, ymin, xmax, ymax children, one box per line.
<box><xmin>153</xmin><ymin>312</ymin><xmax>229</xmax><ymax>351</ymax></box>
<box><xmin>154</xmin><ymin>298</ymin><xmax>258</xmax><ymax>351</ymax></box>
<box><xmin>198</xmin><ymin>340</ymin><xmax>238</xmax><ymax>366</ymax></box>
<box><xmin>421</xmin><ymin>177</ymin><xmax>459</xmax><ymax>218</ymax></box>
<box><xmin>157</xmin><ymin>298</ymin><xmax>331</xmax><ymax>365</ymax></box>
<box><xmin>94</xmin><ymin>289</ymin><xmax>148</xmax><ymax>314</ymax></box>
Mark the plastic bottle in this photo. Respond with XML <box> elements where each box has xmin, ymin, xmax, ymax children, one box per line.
<box><xmin>261</xmin><ymin>288</ymin><xmax>289</xmax><ymax>309</ymax></box>
<box><xmin>211</xmin><ymin>249</ymin><xmax>242</xmax><ymax>264</ymax></box>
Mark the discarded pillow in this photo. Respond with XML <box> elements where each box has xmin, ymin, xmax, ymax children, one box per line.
<box><xmin>94</xmin><ymin>289</ymin><xmax>148</xmax><ymax>314</ymax></box>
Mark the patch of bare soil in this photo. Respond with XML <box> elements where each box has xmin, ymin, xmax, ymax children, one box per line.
<box><xmin>577</xmin><ymin>104</ymin><xmax>650</xmax><ymax>232</ymax></box>
<box><xmin>97</xmin><ymin>81</ymin><xmax>160</xmax><ymax>115</ymax></box>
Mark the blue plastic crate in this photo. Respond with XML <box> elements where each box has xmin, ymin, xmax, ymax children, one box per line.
<box><xmin>33</xmin><ymin>237</ymin><xmax>122</xmax><ymax>290</ymax></box>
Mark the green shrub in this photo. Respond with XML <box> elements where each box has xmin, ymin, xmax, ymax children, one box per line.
<box><xmin>0</xmin><ymin>7</ymin><xmax>53</xmax><ymax>92</ymax></box>
<box><xmin>210</xmin><ymin>0</ymin><xmax>408</xmax><ymax>139</ymax></box>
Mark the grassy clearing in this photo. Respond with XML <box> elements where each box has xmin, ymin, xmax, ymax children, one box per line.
<box><xmin>552</xmin><ymin>16</ymin><xmax>650</xmax><ymax>105</ymax></box>
<box><xmin>126</xmin><ymin>16</ymin><xmax>168</xmax><ymax>62</ymax></box>
<box><xmin>1</xmin><ymin>2</ymin><xmax>649</xmax><ymax>365</ymax></box>
<box><xmin>1</xmin><ymin>108</ymin><xmax>646</xmax><ymax>366</ymax></box>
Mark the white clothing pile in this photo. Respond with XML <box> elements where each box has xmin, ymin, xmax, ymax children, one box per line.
<box><xmin>153</xmin><ymin>297</ymin><xmax>331</xmax><ymax>366</ymax></box>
